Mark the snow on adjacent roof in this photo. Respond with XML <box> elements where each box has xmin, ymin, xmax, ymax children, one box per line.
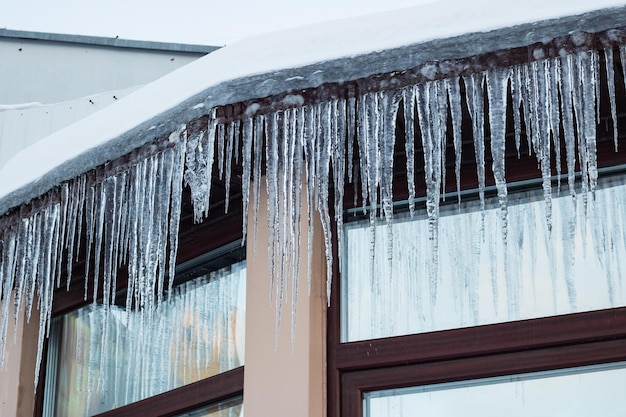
<box><xmin>1</xmin><ymin>0</ymin><xmax>626</xmax><ymax>215</ymax></box>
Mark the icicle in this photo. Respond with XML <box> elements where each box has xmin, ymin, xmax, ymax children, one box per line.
<box><xmin>167</xmin><ymin>134</ymin><xmax>187</xmax><ymax>297</ymax></box>
<box><xmin>446</xmin><ymin>77</ymin><xmax>463</xmax><ymax>204</ymax></box>
<box><xmin>184</xmin><ymin>130</ymin><xmax>209</xmax><ymax>223</ymax></box>
<box><xmin>224</xmin><ymin>120</ymin><xmax>239</xmax><ymax>213</ymax></box>
<box><xmin>520</xmin><ymin>64</ymin><xmax>534</xmax><ymax>155</ymax></box>
<box><xmin>356</xmin><ymin>92</ymin><xmax>379</xmax><ymax>267</ymax></box>
<box><xmin>435</xmin><ymin>81</ymin><xmax>449</xmax><ymax>200</ymax></box>
<box><xmin>274</xmin><ymin>109</ymin><xmax>289</xmax><ymax>335</ymax></box>
<box><xmin>355</xmin><ymin>94</ymin><xmax>370</xmax><ymax>217</ymax></box>
<box><xmin>548</xmin><ymin>58</ymin><xmax>562</xmax><ymax>192</ymax></box>
<box><xmin>252</xmin><ymin>115</ymin><xmax>265</xmax><ymax>258</ymax></box>
<box><xmin>535</xmin><ymin>59</ymin><xmax>553</xmax><ymax>233</ymax></box>
<box><xmin>463</xmin><ymin>73</ymin><xmax>487</xmax><ymax>223</ymax></box>
<box><xmin>332</xmin><ymin>99</ymin><xmax>347</xmax><ymax>277</ymax></box>
<box><xmin>379</xmin><ymin>90</ymin><xmax>401</xmax><ymax>262</ymax></box>
<box><xmin>560</xmin><ymin>55</ymin><xmax>577</xmax><ymax>198</ymax></box>
<box><xmin>303</xmin><ymin>105</ymin><xmax>317</xmax><ymax>293</ymax></box>
<box><xmin>217</xmin><ymin>122</ymin><xmax>226</xmax><ymax>180</ymax></box>
<box><xmin>12</xmin><ymin>220</ymin><xmax>28</xmax><ymax>340</ymax></box>
<box><xmin>511</xmin><ymin>66</ymin><xmax>523</xmax><ymax>157</ymax></box>
<box><xmin>290</xmin><ymin>106</ymin><xmax>304</xmax><ymax>342</ymax></box>
<box><xmin>403</xmin><ymin>86</ymin><xmax>417</xmax><ymax>215</ymax></box>
<box><xmin>84</xmin><ymin>185</ymin><xmax>96</xmax><ymax>300</ymax></box>
<box><xmin>65</xmin><ymin>177</ymin><xmax>82</xmax><ymax>288</ymax></box>
<box><xmin>265</xmin><ymin>111</ymin><xmax>280</xmax><ymax>305</ymax></box>
<box><xmin>347</xmin><ymin>97</ymin><xmax>356</xmax><ymax>184</ymax></box>
<box><xmin>486</xmin><ymin>67</ymin><xmax>510</xmax><ymax>244</ymax></box>
<box><xmin>605</xmin><ymin>48</ymin><xmax>619</xmax><ymax>151</ymax></box>
<box><xmin>57</xmin><ymin>183</ymin><xmax>70</xmax><ymax>288</ymax></box>
<box><xmin>561</xmin><ymin>195</ymin><xmax>578</xmax><ymax>309</ymax></box>
<box><xmin>316</xmin><ymin>101</ymin><xmax>334</xmax><ymax>307</ymax></box>
<box><xmin>416</xmin><ymin>82</ymin><xmax>441</xmax><ymax>303</ymax></box>
<box><xmin>574</xmin><ymin>51</ymin><xmax>599</xmax><ymax>199</ymax></box>
<box><xmin>241</xmin><ymin>117</ymin><xmax>254</xmax><ymax>245</ymax></box>
<box><xmin>0</xmin><ymin>233</ymin><xmax>17</xmax><ymax>368</ymax></box>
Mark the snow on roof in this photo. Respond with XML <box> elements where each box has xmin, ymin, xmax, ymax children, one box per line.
<box><xmin>1</xmin><ymin>0</ymin><xmax>626</xmax><ymax>215</ymax></box>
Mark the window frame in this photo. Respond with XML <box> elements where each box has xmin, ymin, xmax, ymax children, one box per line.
<box><xmin>333</xmin><ymin>307</ymin><xmax>626</xmax><ymax>416</ymax></box>
<box><xmin>327</xmin><ymin>43</ymin><xmax>626</xmax><ymax>417</ymax></box>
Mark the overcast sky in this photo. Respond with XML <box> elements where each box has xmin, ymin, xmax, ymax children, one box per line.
<box><xmin>0</xmin><ymin>0</ymin><xmax>434</xmax><ymax>46</ymax></box>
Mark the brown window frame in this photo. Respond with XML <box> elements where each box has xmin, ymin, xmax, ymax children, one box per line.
<box><xmin>328</xmin><ymin>44</ymin><xmax>626</xmax><ymax>417</ymax></box>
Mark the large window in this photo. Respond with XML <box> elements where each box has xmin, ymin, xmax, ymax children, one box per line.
<box><xmin>363</xmin><ymin>362</ymin><xmax>626</xmax><ymax>416</ymax></box>
<box><xmin>43</xmin><ymin>257</ymin><xmax>245</xmax><ymax>416</ymax></box>
<box><xmin>328</xmin><ymin>45</ymin><xmax>626</xmax><ymax>416</ymax></box>
<box><xmin>343</xmin><ymin>173</ymin><xmax>626</xmax><ymax>342</ymax></box>
<box><xmin>35</xmin><ymin>177</ymin><xmax>246</xmax><ymax>417</ymax></box>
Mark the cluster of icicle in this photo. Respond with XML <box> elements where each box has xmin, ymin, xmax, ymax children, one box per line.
<box><xmin>0</xmin><ymin>134</ymin><xmax>186</xmax><ymax>387</ymax></box>
<box><xmin>0</xmin><ymin>45</ymin><xmax>623</xmax><ymax>391</ymax></box>
<box><xmin>57</xmin><ymin>263</ymin><xmax>244</xmax><ymax>416</ymax></box>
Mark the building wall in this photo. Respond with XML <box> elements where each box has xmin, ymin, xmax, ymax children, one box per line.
<box><xmin>0</xmin><ymin>293</ymin><xmax>39</xmax><ymax>417</ymax></box>
<box><xmin>0</xmin><ymin>86</ymin><xmax>139</xmax><ymax>169</ymax></box>
<box><xmin>0</xmin><ymin>30</ymin><xmax>216</xmax><ymax>171</ymax></box>
<box><xmin>244</xmin><ymin>182</ymin><xmax>327</xmax><ymax>417</ymax></box>
<box><xmin>0</xmin><ymin>33</ymin><xmax>211</xmax><ymax>105</ymax></box>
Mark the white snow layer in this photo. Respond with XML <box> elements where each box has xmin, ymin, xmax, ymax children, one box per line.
<box><xmin>1</xmin><ymin>0</ymin><xmax>625</xmax><ymax>207</ymax></box>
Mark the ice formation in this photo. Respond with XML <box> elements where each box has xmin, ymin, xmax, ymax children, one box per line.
<box><xmin>0</xmin><ymin>40</ymin><xmax>618</xmax><ymax>394</ymax></box>
<box><xmin>50</xmin><ymin>262</ymin><xmax>245</xmax><ymax>416</ymax></box>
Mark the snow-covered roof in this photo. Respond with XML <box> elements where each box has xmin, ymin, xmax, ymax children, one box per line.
<box><xmin>1</xmin><ymin>0</ymin><xmax>626</xmax><ymax>216</ymax></box>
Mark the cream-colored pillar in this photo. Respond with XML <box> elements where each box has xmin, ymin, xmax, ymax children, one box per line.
<box><xmin>0</xmin><ymin>293</ymin><xmax>39</xmax><ymax>417</ymax></box>
<box><xmin>243</xmin><ymin>182</ymin><xmax>327</xmax><ymax>417</ymax></box>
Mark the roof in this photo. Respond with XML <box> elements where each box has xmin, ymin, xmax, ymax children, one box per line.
<box><xmin>1</xmin><ymin>0</ymin><xmax>626</xmax><ymax>216</ymax></box>
<box><xmin>0</xmin><ymin>28</ymin><xmax>220</xmax><ymax>54</ymax></box>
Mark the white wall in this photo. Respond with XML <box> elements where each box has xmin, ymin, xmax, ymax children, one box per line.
<box><xmin>0</xmin><ymin>86</ymin><xmax>139</xmax><ymax>168</ymax></box>
<box><xmin>0</xmin><ymin>32</ymin><xmax>215</xmax><ymax>170</ymax></box>
<box><xmin>0</xmin><ymin>35</ymin><xmax>209</xmax><ymax>105</ymax></box>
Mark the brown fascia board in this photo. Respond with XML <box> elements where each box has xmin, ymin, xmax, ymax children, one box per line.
<box><xmin>1</xmin><ymin>6</ymin><xmax>626</xmax><ymax>216</ymax></box>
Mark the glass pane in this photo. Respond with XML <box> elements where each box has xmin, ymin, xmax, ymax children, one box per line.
<box><xmin>343</xmin><ymin>174</ymin><xmax>626</xmax><ymax>342</ymax></box>
<box><xmin>50</xmin><ymin>261</ymin><xmax>246</xmax><ymax>416</ymax></box>
<box><xmin>175</xmin><ymin>396</ymin><xmax>243</xmax><ymax>417</ymax></box>
<box><xmin>364</xmin><ymin>362</ymin><xmax>626</xmax><ymax>417</ymax></box>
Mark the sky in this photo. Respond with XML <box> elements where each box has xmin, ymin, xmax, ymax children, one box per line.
<box><xmin>0</xmin><ymin>0</ymin><xmax>435</xmax><ymax>46</ymax></box>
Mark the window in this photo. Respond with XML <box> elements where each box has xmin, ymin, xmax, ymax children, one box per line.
<box><xmin>36</xmin><ymin>176</ymin><xmax>246</xmax><ymax>417</ymax></box>
<box><xmin>43</xmin><ymin>256</ymin><xmax>245</xmax><ymax>416</ymax></box>
<box><xmin>363</xmin><ymin>362</ymin><xmax>626</xmax><ymax>416</ymax></box>
<box><xmin>328</xmin><ymin>42</ymin><xmax>626</xmax><ymax>417</ymax></box>
<box><xmin>343</xmin><ymin>173</ymin><xmax>626</xmax><ymax>342</ymax></box>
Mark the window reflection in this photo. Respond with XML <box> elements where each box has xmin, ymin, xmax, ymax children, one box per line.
<box><xmin>364</xmin><ymin>362</ymin><xmax>626</xmax><ymax>417</ymax></box>
<box><xmin>343</xmin><ymin>174</ymin><xmax>626</xmax><ymax>342</ymax></box>
<box><xmin>48</xmin><ymin>261</ymin><xmax>246</xmax><ymax>417</ymax></box>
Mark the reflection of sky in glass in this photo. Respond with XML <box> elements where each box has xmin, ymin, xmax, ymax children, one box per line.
<box><xmin>364</xmin><ymin>362</ymin><xmax>626</xmax><ymax>417</ymax></box>
<box><xmin>50</xmin><ymin>261</ymin><xmax>246</xmax><ymax>417</ymax></box>
<box><xmin>344</xmin><ymin>174</ymin><xmax>626</xmax><ymax>342</ymax></box>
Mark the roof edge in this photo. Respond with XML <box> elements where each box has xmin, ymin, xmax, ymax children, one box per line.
<box><xmin>0</xmin><ymin>28</ymin><xmax>221</xmax><ymax>54</ymax></box>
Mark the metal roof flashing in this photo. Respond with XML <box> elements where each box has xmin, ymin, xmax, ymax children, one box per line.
<box><xmin>0</xmin><ymin>28</ymin><xmax>221</xmax><ymax>54</ymax></box>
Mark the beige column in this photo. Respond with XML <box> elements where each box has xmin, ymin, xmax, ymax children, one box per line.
<box><xmin>0</xmin><ymin>293</ymin><xmax>39</xmax><ymax>417</ymax></box>
<box><xmin>243</xmin><ymin>182</ymin><xmax>327</xmax><ymax>417</ymax></box>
